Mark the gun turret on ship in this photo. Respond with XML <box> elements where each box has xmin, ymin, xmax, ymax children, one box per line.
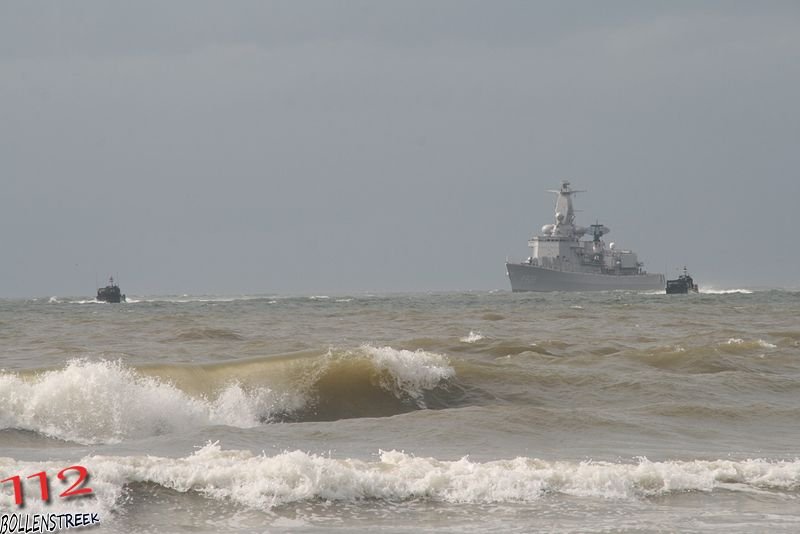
<box><xmin>505</xmin><ymin>181</ymin><xmax>665</xmax><ymax>292</ymax></box>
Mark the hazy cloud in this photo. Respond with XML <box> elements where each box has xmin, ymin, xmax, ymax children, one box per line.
<box><xmin>1</xmin><ymin>2</ymin><xmax>798</xmax><ymax>296</ymax></box>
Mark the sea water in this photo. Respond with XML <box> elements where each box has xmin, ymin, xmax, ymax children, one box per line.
<box><xmin>1</xmin><ymin>289</ymin><xmax>799</xmax><ymax>532</ymax></box>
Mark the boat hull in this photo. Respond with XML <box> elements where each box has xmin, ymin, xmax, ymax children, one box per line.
<box><xmin>666</xmin><ymin>278</ymin><xmax>698</xmax><ymax>294</ymax></box>
<box><xmin>506</xmin><ymin>262</ymin><xmax>665</xmax><ymax>292</ymax></box>
<box><xmin>97</xmin><ymin>287</ymin><xmax>125</xmax><ymax>303</ymax></box>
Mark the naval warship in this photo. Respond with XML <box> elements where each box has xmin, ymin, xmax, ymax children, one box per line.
<box><xmin>506</xmin><ymin>181</ymin><xmax>664</xmax><ymax>292</ymax></box>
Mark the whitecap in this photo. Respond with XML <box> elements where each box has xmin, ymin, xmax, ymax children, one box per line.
<box><xmin>7</xmin><ymin>446</ymin><xmax>799</xmax><ymax>515</ymax></box>
<box><xmin>0</xmin><ymin>360</ymin><xmax>297</xmax><ymax>445</ymax></box>
<box><xmin>460</xmin><ymin>331</ymin><xmax>485</xmax><ymax>343</ymax></box>
<box><xmin>359</xmin><ymin>345</ymin><xmax>455</xmax><ymax>404</ymax></box>
<box><xmin>701</xmin><ymin>288</ymin><xmax>754</xmax><ymax>294</ymax></box>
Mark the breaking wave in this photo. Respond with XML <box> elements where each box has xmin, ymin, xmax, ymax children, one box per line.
<box><xmin>291</xmin><ymin>345</ymin><xmax>461</xmax><ymax>422</ymax></box>
<box><xmin>4</xmin><ymin>443</ymin><xmax>800</xmax><ymax>515</ymax></box>
<box><xmin>359</xmin><ymin>345</ymin><xmax>455</xmax><ymax>402</ymax></box>
<box><xmin>701</xmin><ymin>288</ymin><xmax>754</xmax><ymax>294</ymax></box>
<box><xmin>0</xmin><ymin>346</ymin><xmax>459</xmax><ymax>444</ymax></box>
<box><xmin>0</xmin><ymin>360</ymin><xmax>289</xmax><ymax>444</ymax></box>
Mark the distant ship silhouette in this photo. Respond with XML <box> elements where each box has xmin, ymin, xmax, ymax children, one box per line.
<box><xmin>506</xmin><ymin>181</ymin><xmax>664</xmax><ymax>291</ymax></box>
<box><xmin>96</xmin><ymin>276</ymin><xmax>126</xmax><ymax>303</ymax></box>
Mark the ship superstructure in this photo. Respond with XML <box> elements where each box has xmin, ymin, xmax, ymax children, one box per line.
<box><xmin>506</xmin><ymin>181</ymin><xmax>664</xmax><ymax>292</ymax></box>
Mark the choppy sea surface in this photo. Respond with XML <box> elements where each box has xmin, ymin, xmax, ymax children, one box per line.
<box><xmin>1</xmin><ymin>289</ymin><xmax>799</xmax><ymax>532</ymax></box>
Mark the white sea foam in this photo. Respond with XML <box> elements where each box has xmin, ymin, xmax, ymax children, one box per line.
<box><xmin>5</xmin><ymin>445</ymin><xmax>799</xmax><ymax>515</ymax></box>
<box><xmin>111</xmin><ymin>296</ymin><xmax>264</xmax><ymax>304</ymax></box>
<box><xmin>701</xmin><ymin>288</ymin><xmax>754</xmax><ymax>294</ymax></box>
<box><xmin>0</xmin><ymin>360</ymin><xmax>292</xmax><ymax>444</ymax></box>
<box><xmin>725</xmin><ymin>338</ymin><xmax>776</xmax><ymax>349</ymax></box>
<box><xmin>359</xmin><ymin>345</ymin><xmax>455</xmax><ymax>404</ymax></box>
<box><xmin>460</xmin><ymin>331</ymin><xmax>485</xmax><ymax>343</ymax></box>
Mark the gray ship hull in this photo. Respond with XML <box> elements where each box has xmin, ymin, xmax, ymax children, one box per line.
<box><xmin>506</xmin><ymin>262</ymin><xmax>665</xmax><ymax>292</ymax></box>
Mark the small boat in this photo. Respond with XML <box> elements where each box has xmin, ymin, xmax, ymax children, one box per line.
<box><xmin>97</xmin><ymin>276</ymin><xmax>126</xmax><ymax>303</ymax></box>
<box><xmin>666</xmin><ymin>267</ymin><xmax>699</xmax><ymax>294</ymax></box>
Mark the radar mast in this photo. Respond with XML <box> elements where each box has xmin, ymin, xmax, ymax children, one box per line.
<box><xmin>547</xmin><ymin>180</ymin><xmax>586</xmax><ymax>237</ymax></box>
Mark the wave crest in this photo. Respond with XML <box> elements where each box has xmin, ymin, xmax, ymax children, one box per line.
<box><xmin>172</xmin><ymin>327</ymin><xmax>245</xmax><ymax>342</ymax></box>
<box><xmin>296</xmin><ymin>345</ymin><xmax>459</xmax><ymax>421</ymax></box>
<box><xmin>701</xmin><ymin>288</ymin><xmax>754</xmax><ymax>294</ymax></box>
<box><xmin>0</xmin><ymin>360</ymin><xmax>292</xmax><ymax>444</ymax></box>
<box><xmin>361</xmin><ymin>345</ymin><xmax>455</xmax><ymax>404</ymax></box>
<box><xmin>8</xmin><ymin>444</ymin><xmax>798</xmax><ymax>515</ymax></box>
<box><xmin>0</xmin><ymin>346</ymin><xmax>459</xmax><ymax>443</ymax></box>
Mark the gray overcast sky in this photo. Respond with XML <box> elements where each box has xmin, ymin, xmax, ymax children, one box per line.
<box><xmin>1</xmin><ymin>1</ymin><xmax>798</xmax><ymax>297</ymax></box>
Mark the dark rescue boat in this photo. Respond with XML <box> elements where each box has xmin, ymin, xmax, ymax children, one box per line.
<box><xmin>666</xmin><ymin>267</ymin><xmax>699</xmax><ymax>294</ymax></box>
<box><xmin>97</xmin><ymin>276</ymin><xmax>126</xmax><ymax>303</ymax></box>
